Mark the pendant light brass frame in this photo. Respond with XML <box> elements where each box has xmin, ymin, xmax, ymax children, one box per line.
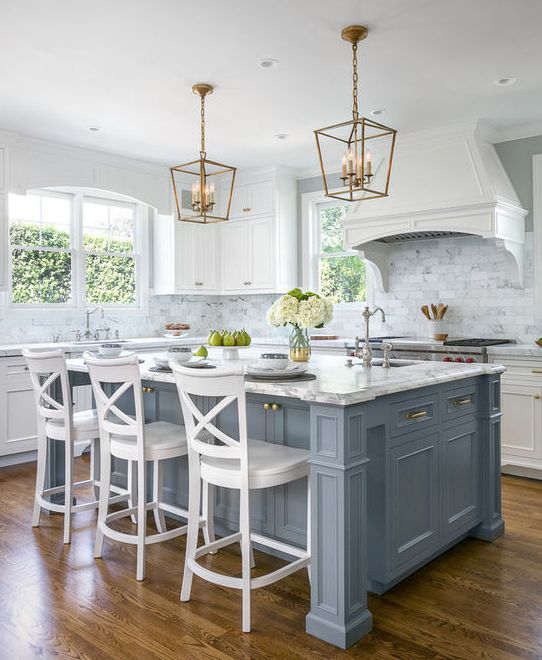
<box><xmin>314</xmin><ymin>25</ymin><xmax>397</xmax><ymax>202</ymax></box>
<box><xmin>170</xmin><ymin>83</ymin><xmax>237</xmax><ymax>223</ymax></box>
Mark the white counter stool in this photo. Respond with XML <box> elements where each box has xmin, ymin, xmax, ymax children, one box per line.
<box><xmin>23</xmin><ymin>348</ymin><xmax>110</xmax><ymax>545</ymax></box>
<box><xmin>171</xmin><ymin>362</ymin><xmax>311</xmax><ymax>633</ymax></box>
<box><xmin>85</xmin><ymin>353</ymin><xmax>213</xmax><ymax>581</ymax></box>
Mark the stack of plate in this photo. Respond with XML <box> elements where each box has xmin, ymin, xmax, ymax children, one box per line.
<box><xmin>245</xmin><ymin>363</ymin><xmax>308</xmax><ymax>380</ymax></box>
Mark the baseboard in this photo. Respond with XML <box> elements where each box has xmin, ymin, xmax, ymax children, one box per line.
<box><xmin>0</xmin><ymin>450</ymin><xmax>37</xmax><ymax>468</ymax></box>
<box><xmin>502</xmin><ymin>464</ymin><xmax>542</xmax><ymax>481</ymax></box>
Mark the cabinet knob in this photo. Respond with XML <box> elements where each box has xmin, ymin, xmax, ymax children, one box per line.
<box><xmin>534</xmin><ymin>394</ymin><xmax>541</xmax><ymax>400</ymax></box>
<box><xmin>195</xmin><ymin>282</ymin><xmax>203</xmax><ymax>286</ymax></box>
<box><xmin>263</xmin><ymin>402</ymin><xmax>271</xmax><ymax>411</ymax></box>
<box><xmin>271</xmin><ymin>403</ymin><xmax>281</xmax><ymax>412</ymax></box>
<box><xmin>142</xmin><ymin>386</ymin><xmax>155</xmax><ymax>394</ymax></box>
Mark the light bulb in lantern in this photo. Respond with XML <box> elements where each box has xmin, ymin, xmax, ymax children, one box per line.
<box><xmin>365</xmin><ymin>150</ymin><xmax>372</xmax><ymax>177</ymax></box>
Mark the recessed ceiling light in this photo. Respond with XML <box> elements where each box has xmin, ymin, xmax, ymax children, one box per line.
<box><xmin>494</xmin><ymin>76</ymin><xmax>517</xmax><ymax>86</ymax></box>
<box><xmin>275</xmin><ymin>133</ymin><xmax>289</xmax><ymax>140</ymax></box>
<box><xmin>370</xmin><ymin>109</ymin><xmax>385</xmax><ymax>116</ymax></box>
<box><xmin>259</xmin><ymin>58</ymin><xmax>279</xmax><ymax>69</ymax></box>
<box><xmin>88</xmin><ymin>126</ymin><xmax>102</xmax><ymax>132</ymax></box>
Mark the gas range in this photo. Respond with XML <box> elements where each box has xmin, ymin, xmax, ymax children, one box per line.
<box><xmin>368</xmin><ymin>338</ymin><xmax>515</xmax><ymax>364</ymax></box>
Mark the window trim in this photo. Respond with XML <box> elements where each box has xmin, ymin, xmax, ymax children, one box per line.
<box><xmin>7</xmin><ymin>188</ymin><xmax>148</xmax><ymax>314</ymax></box>
<box><xmin>301</xmin><ymin>190</ymin><xmax>372</xmax><ymax>309</ymax></box>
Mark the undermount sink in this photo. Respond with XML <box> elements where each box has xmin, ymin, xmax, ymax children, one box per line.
<box><xmin>66</xmin><ymin>339</ymin><xmax>127</xmax><ymax>348</ymax></box>
<box><xmin>368</xmin><ymin>359</ymin><xmax>418</xmax><ymax>368</ymax></box>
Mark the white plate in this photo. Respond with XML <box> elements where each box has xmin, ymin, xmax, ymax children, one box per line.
<box><xmin>245</xmin><ymin>363</ymin><xmax>308</xmax><ymax>378</ymax></box>
<box><xmin>182</xmin><ymin>359</ymin><xmax>211</xmax><ymax>368</ymax></box>
<box><xmin>163</xmin><ymin>332</ymin><xmax>190</xmax><ymax>339</ymax></box>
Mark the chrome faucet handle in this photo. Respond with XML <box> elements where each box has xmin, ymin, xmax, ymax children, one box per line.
<box><xmin>72</xmin><ymin>329</ymin><xmax>82</xmax><ymax>342</ymax></box>
<box><xmin>114</xmin><ymin>329</ymin><xmax>120</xmax><ymax>340</ymax></box>
<box><xmin>382</xmin><ymin>342</ymin><xmax>392</xmax><ymax>369</ymax></box>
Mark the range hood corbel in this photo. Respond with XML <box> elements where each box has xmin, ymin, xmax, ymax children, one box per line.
<box><xmin>341</xmin><ymin>122</ymin><xmax>528</xmax><ymax>291</ymax></box>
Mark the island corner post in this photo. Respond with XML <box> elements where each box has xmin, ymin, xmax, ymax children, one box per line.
<box><xmin>57</xmin><ymin>360</ymin><xmax>505</xmax><ymax>650</ymax></box>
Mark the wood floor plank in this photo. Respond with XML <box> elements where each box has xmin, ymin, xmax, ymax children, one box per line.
<box><xmin>0</xmin><ymin>459</ymin><xmax>541</xmax><ymax>659</ymax></box>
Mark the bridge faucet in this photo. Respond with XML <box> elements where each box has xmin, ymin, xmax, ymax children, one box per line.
<box><xmin>84</xmin><ymin>307</ymin><xmax>101</xmax><ymax>340</ymax></box>
<box><xmin>354</xmin><ymin>305</ymin><xmax>386</xmax><ymax>368</ymax></box>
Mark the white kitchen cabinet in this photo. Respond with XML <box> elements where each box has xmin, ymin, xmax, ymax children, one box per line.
<box><xmin>154</xmin><ymin>167</ymin><xmax>297</xmax><ymax>296</ymax></box>
<box><xmin>153</xmin><ymin>213</ymin><xmax>220</xmax><ymax>294</ymax></box>
<box><xmin>0</xmin><ymin>357</ymin><xmax>38</xmax><ymax>456</ymax></box>
<box><xmin>492</xmin><ymin>355</ymin><xmax>542</xmax><ymax>478</ymax></box>
<box><xmin>221</xmin><ymin>216</ymin><xmax>274</xmax><ymax>293</ymax></box>
<box><xmin>230</xmin><ymin>179</ymin><xmax>274</xmax><ymax>219</ymax></box>
<box><xmin>0</xmin><ymin>147</ymin><xmax>7</xmax><ymax>291</ymax></box>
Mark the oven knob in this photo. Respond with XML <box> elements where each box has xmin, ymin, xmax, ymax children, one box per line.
<box><xmin>465</xmin><ymin>357</ymin><xmax>476</xmax><ymax>363</ymax></box>
<box><xmin>442</xmin><ymin>356</ymin><xmax>453</xmax><ymax>362</ymax></box>
<box><xmin>454</xmin><ymin>356</ymin><xmax>465</xmax><ymax>363</ymax></box>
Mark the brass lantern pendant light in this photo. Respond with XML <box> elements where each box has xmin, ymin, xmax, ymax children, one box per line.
<box><xmin>315</xmin><ymin>25</ymin><xmax>397</xmax><ymax>202</ymax></box>
<box><xmin>170</xmin><ymin>84</ymin><xmax>236</xmax><ymax>223</ymax></box>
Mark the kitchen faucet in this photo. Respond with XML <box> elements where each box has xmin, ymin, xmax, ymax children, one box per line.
<box><xmin>354</xmin><ymin>305</ymin><xmax>386</xmax><ymax>368</ymax></box>
<box><xmin>84</xmin><ymin>307</ymin><xmax>100</xmax><ymax>339</ymax></box>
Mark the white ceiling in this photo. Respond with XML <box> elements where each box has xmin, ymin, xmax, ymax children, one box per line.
<box><xmin>1</xmin><ymin>0</ymin><xmax>541</xmax><ymax>171</ymax></box>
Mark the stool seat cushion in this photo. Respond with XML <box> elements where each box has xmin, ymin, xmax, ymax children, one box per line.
<box><xmin>46</xmin><ymin>409</ymin><xmax>99</xmax><ymax>441</ymax></box>
<box><xmin>110</xmin><ymin>421</ymin><xmax>187</xmax><ymax>461</ymax></box>
<box><xmin>200</xmin><ymin>439</ymin><xmax>309</xmax><ymax>490</ymax></box>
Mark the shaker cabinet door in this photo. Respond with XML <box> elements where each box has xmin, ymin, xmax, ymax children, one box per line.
<box><xmin>440</xmin><ymin>420</ymin><xmax>480</xmax><ymax>538</ymax></box>
<box><xmin>248</xmin><ymin>216</ymin><xmax>275</xmax><ymax>291</ymax></box>
<box><xmin>389</xmin><ymin>432</ymin><xmax>439</xmax><ymax>570</ymax></box>
<box><xmin>220</xmin><ymin>221</ymin><xmax>249</xmax><ymax>290</ymax></box>
<box><xmin>0</xmin><ymin>374</ymin><xmax>38</xmax><ymax>456</ymax></box>
<box><xmin>501</xmin><ymin>382</ymin><xmax>542</xmax><ymax>460</ymax></box>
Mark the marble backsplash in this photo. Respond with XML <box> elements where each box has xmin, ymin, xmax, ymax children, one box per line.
<box><xmin>0</xmin><ymin>233</ymin><xmax>539</xmax><ymax>346</ymax></box>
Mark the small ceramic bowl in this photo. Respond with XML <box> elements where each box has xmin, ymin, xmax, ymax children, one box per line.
<box><xmin>258</xmin><ymin>353</ymin><xmax>289</xmax><ymax>370</ymax></box>
<box><xmin>168</xmin><ymin>346</ymin><xmax>193</xmax><ymax>364</ymax></box>
<box><xmin>99</xmin><ymin>343</ymin><xmax>123</xmax><ymax>357</ymax></box>
<box><xmin>154</xmin><ymin>354</ymin><xmax>170</xmax><ymax>369</ymax></box>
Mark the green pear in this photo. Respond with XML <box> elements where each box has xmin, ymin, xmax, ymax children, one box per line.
<box><xmin>235</xmin><ymin>332</ymin><xmax>246</xmax><ymax>346</ymax></box>
<box><xmin>223</xmin><ymin>333</ymin><xmax>235</xmax><ymax>347</ymax></box>
<box><xmin>242</xmin><ymin>330</ymin><xmax>251</xmax><ymax>346</ymax></box>
<box><xmin>194</xmin><ymin>345</ymin><xmax>208</xmax><ymax>358</ymax></box>
<box><xmin>207</xmin><ymin>329</ymin><xmax>215</xmax><ymax>344</ymax></box>
<box><xmin>209</xmin><ymin>331</ymin><xmax>223</xmax><ymax>347</ymax></box>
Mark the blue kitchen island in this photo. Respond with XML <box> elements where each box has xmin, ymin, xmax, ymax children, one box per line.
<box><xmin>64</xmin><ymin>352</ymin><xmax>505</xmax><ymax>649</ymax></box>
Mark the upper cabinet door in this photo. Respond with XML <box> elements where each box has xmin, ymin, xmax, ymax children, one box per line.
<box><xmin>248</xmin><ymin>216</ymin><xmax>275</xmax><ymax>290</ymax></box>
<box><xmin>0</xmin><ymin>149</ymin><xmax>6</xmax><ymax>291</ymax></box>
<box><xmin>220</xmin><ymin>221</ymin><xmax>249</xmax><ymax>291</ymax></box>
<box><xmin>175</xmin><ymin>222</ymin><xmax>198</xmax><ymax>291</ymax></box>
<box><xmin>229</xmin><ymin>183</ymin><xmax>251</xmax><ymax>219</ymax></box>
<box><xmin>230</xmin><ymin>179</ymin><xmax>274</xmax><ymax>219</ymax></box>
<box><xmin>195</xmin><ymin>224</ymin><xmax>220</xmax><ymax>292</ymax></box>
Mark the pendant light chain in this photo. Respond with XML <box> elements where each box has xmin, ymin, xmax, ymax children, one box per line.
<box><xmin>352</xmin><ymin>41</ymin><xmax>359</xmax><ymax>120</ymax></box>
<box><xmin>200</xmin><ymin>93</ymin><xmax>206</xmax><ymax>157</ymax></box>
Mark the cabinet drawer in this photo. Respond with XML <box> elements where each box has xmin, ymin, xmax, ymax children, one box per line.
<box><xmin>0</xmin><ymin>357</ymin><xmax>30</xmax><ymax>377</ymax></box>
<box><xmin>493</xmin><ymin>357</ymin><xmax>542</xmax><ymax>384</ymax></box>
<box><xmin>441</xmin><ymin>382</ymin><xmax>478</xmax><ymax>422</ymax></box>
<box><xmin>389</xmin><ymin>393</ymin><xmax>438</xmax><ymax>438</ymax></box>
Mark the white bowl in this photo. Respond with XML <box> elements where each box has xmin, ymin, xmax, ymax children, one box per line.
<box><xmin>168</xmin><ymin>349</ymin><xmax>193</xmax><ymax>364</ymax></box>
<box><xmin>258</xmin><ymin>353</ymin><xmax>290</xmax><ymax>370</ymax></box>
<box><xmin>153</xmin><ymin>354</ymin><xmax>170</xmax><ymax>369</ymax></box>
<box><xmin>99</xmin><ymin>343</ymin><xmax>123</xmax><ymax>357</ymax></box>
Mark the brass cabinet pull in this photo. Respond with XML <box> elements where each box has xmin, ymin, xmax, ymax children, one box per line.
<box><xmin>532</xmin><ymin>369</ymin><xmax>542</xmax><ymax>374</ymax></box>
<box><xmin>534</xmin><ymin>394</ymin><xmax>541</xmax><ymax>400</ymax></box>
<box><xmin>453</xmin><ymin>397</ymin><xmax>472</xmax><ymax>406</ymax></box>
<box><xmin>271</xmin><ymin>403</ymin><xmax>281</xmax><ymax>412</ymax></box>
<box><xmin>263</xmin><ymin>402</ymin><xmax>271</xmax><ymax>411</ymax></box>
<box><xmin>405</xmin><ymin>409</ymin><xmax>428</xmax><ymax>421</ymax></box>
<box><xmin>142</xmin><ymin>386</ymin><xmax>154</xmax><ymax>393</ymax></box>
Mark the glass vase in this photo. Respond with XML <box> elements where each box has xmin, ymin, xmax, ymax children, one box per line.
<box><xmin>289</xmin><ymin>326</ymin><xmax>311</xmax><ymax>362</ymax></box>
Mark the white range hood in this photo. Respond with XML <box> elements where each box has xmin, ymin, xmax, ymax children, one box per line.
<box><xmin>342</xmin><ymin>122</ymin><xmax>528</xmax><ymax>290</ymax></box>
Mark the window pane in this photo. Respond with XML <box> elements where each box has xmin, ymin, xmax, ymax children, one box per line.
<box><xmin>109</xmin><ymin>205</ymin><xmax>134</xmax><ymax>246</ymax></box>
<box><xmin>83</xmin><ymin>200</ymin><xmax>134</xmax><ymax>252</ymax></box>
<box><xmin>9</xmin><ymin>193</ymin><xmax>71</xmax><ymax>248</ymax></box>
<box><xmin>320</xmin><ymin>255</ymin><xmax>366</xmax><ymax>304</ymax></box>
<box><xmin>11</xmin><ymin>249</ymin><xmax>72</xmax><ymax>304</ymax></box>
<box><xmin>86</xmin><ymin>254</ymin><xmax>136</xmax><ymax>304</ymax></box>
<box><xmin>320</xmin><ymin>205</ymin><xmax>346</xmax><ymax>254</ymax></box>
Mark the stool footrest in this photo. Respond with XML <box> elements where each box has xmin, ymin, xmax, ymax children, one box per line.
<box><xmin>195</xmin><ymin>532</ymin><xmax>242</xmax><ymax>558</ymax></box>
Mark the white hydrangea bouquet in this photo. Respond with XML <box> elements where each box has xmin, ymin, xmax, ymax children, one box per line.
<box><xmin>267</xmin><ymin>288</ymin><xmax>333</xmax><ymax>361</ymax></box>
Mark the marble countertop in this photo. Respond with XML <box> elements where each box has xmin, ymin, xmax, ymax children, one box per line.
<box><xmin>66</xmin><ymin>349</ymin><xmax>505</xmax><ymax>407</ymax></box>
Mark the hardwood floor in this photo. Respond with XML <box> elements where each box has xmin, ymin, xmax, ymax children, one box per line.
<box><xmin>1</xmin><ymin>458</ymin><xmax>541</xmax><ymax>660</ymax></box>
